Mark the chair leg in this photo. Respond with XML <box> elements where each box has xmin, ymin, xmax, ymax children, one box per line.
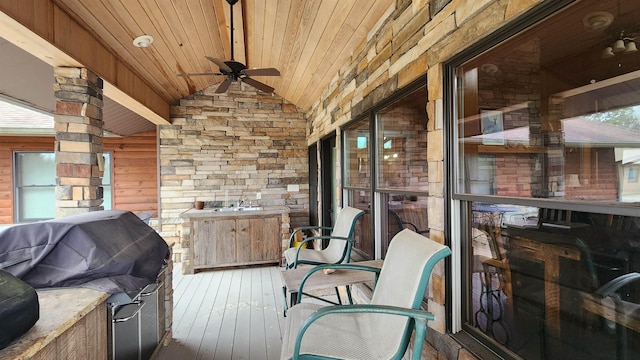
<box><xmin>282</xmin><ymin>285</ymin><xmax>288</xmax><ymax>317</ymax></box>
<box><xmin>346</xmin><ymin>285</ymin><xmax>354</xmax><ymax>304</ymax></box>
<box><xmin>334</xmin><ymin>287</ymin><xmax>343</xmax><ymax>305</ymax></box>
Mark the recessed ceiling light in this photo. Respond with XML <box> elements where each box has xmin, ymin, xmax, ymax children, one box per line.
<box><xmin>133</xmin><ymin>35</ymin><xmax>154</xmax><ymax>48</ymax></box>
<box><xmin>480</xmin><ymin>63</ymin><xmax>499</xmax><ymax>74</ymax></box>
<box><xmin>583</xmin><ymin>11</ymin><xmax>613</xmax><ymax>31</ymax></box>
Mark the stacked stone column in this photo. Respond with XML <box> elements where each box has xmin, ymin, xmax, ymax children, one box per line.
<box><xmin>53</xmin><ymin>67</ymin><xmax>104</xmax><ymax>218</ymax></box>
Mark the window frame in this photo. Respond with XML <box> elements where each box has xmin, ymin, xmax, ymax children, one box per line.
<box><xmin>441</xmin><ymin>0</ymin><xmax>630</xmax><ymax>355</ymax></box>
<box><xmin>13</xmin><ymin>150</ymin><xmax>113</xmax><ymax>223</ymax></box>
<box><xmin>13</xmin><ymin>151</ymin><xmax>57</xmax><ymax>222</ymax></box>
<box><xmin>341</xmin><ymin>77</ymin><xmax>428</xmax><ymax>260</ymax></box>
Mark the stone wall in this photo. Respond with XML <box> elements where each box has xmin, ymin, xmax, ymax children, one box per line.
<box><xmin>53</xmin><ymin>67</ymin><xmax>104</xmax><ymax>218</ymax></box>
<box><xmin>159</xmin><ymin>82</ymin><xmax>308</xmax><ymax>261</ymax></box>
<box><xmin>303</xmin><ymin>0</ymin><xmax>543</xmax><ymax>358</ymax></box>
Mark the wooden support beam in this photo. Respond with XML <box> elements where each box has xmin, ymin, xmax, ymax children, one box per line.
<box><xmin>0</xmin><ymin>1</ymin><xmax>170</xmax><ymax>125</ymax></box>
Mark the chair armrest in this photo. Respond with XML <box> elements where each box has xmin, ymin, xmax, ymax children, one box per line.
<box><xmin>290</xmin><ymin>236</ymin><xmax>355</xmax><ymax>268</ymax></box>
<box><xmin>297</xmin><ymin>263</ymin><xmax>382</xmax><ymax>302</ymax></box>
<box><xmin>596</xmin><ymin>272</ymin><xmax>640</xmax><ymax>297</ymax></box>
<box><xmin>402</xmin><ymin>221</ymin><xmax>419</xmax><ymax>232</ymax></box>
<box><xmin>289</xmin><ymin>226</ymin><xmax>333</xmax><ymax>247</ymax></box>
<box><xmin>292</xmin><ymin>304</ymin><xmax>435</xmax><ymax>360</ymax></box>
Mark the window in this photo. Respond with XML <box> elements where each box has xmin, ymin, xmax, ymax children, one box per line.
<box><xmin>628</xmin><ymin>168</ymin><xmax>639</xmax><ymax>183</ymax></box>
<box><xmin>14</xmin><ymin>152</ymin><xmax>112</xmax><ymax>222</ymax></box>
<box><xmin>451</xmin><ymin>0</ymin><xmax>640</xmax><ymax>358</ymax></box>
<box><xmin>343</xmin><ymin>84</ymin><xmax>428</xmax><ymax>259</ymax></box>
<box><xmin>102</xmin><ymin>153</ymin><xmax>112</xmax><ymax>209</ymax></box>
<box><xmin>15</xmin><ymin>152</ymin><xmax>56</xmax><ymax>222</ymax></box>
<box><xmin>375</xmin><ymin>88</ymin><xmax>429</xmax><ymax>255</ymax></box>
<box><xmin>343</xmin><ymin>118</ymin><xmax>373</xmax><ymax>257</ymax></box>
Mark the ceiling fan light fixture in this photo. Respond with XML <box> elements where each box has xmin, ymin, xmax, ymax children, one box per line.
<box><xmin>626</xmin><ymin>40</ymin><xmax>638</xmax><ymax>53</ymax></box>
<box><xmin>133</xmin><ymin>35</ymin><xmax>154</xmax><ymax>48</ymax></box>
<box><xmin>613</xmin><ymin>38</ymin><xmax>627</xmax><ymax>53</ymax></box>
<box><xmin>602</xmin><ymin>46</ymin><xmax>615</xmax><ymax>58</ymax></box>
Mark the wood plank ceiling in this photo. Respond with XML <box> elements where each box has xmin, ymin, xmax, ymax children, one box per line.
<box><xmin>52</xmin><ymin>0</ymin><xmax>395</xmax><ymax>111</ymax></box>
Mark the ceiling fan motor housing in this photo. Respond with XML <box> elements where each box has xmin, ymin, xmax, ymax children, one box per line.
<box><xmin>221</xmin><ymin>61</ymin><xmax>248</xmax><ymax>81</ymax></box>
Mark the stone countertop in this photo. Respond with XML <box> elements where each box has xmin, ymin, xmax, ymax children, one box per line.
<box><xmin>180</xmin><ymin>205</ymin><xmax>290</xmax><ymax>219</ymax></box>
<box><xmin>0</xmin><ymin>287</ymin><xmax>108</xmax><ymax>359</ymax></box>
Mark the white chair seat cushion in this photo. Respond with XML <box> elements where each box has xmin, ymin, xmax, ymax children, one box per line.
<box><xmin>284</xmin><ymin>247</ymin><xmax>334</xmax><ymax>267</ymax></box>
<box><xmin>281</xmin><ymin>303</ymin><xmax>407</xmax><ymax>360</ymax></box>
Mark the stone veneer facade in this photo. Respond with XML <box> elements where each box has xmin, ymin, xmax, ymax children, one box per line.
<box><xmin>159</xmin><ymin>82</ymin><xmax>308</xmax><ymax>261</ymax></box>
<box><xmin>303</xmin><ymin>0</ymin><xmax>542</xmax><ymax>358</ymax></box>
<box><xmin>53</xmin><ymin>67</ymin><xmax>104</xmax><ymax>218</ymax></box>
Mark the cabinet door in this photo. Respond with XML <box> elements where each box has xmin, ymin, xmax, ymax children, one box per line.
<box><xmin>236</xmin><ymin>218</ymin><xmax>253</xmax><ymax>263</ymax></box>
<box><xmin>193</xmin><ymin>219</ymin><xmax>236</xmax><ymax>266</ymax></box>
<box><xmin>236</xmin><ymin>216</ymin><xmax>281</xmax><ymax>262</ymax></box>
<box><xmin>243</xmin><ymin>217</ymin><xmax>281</xmax><ymax>261</ymax></box>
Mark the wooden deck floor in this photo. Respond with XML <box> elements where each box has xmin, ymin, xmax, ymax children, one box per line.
<box><xmin>155</xmin><ymin>263</ymin><xmax>287</xmax><ymax>360</ymax></box>
<box><xmin>153</xmin><ymin>263</ymin><xmax>417</xmax><ymax>360</ymax></box>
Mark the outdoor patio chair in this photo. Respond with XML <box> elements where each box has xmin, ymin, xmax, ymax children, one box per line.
<box><xmin>283</xmin><ymin>206</ymin><xmax>364</xmax><ymax>269</ymax></box>
<box><xmin>582</xmin><ymin>272</ymin><xmax>640</xmax><ymax>360</ymax></box>
<box><xmin>280</xmin><ymin>228</ymin><xmax>451</xmax><ymax>360</ymax></box>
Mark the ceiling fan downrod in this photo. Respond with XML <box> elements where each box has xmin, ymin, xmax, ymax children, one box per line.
<box><xmin>227</xmin><ymin>0</ymin><xmax>239</xmax><ymax>61</ymax></box>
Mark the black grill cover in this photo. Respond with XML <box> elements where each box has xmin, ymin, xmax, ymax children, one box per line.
<box><xmin>0</xmin><ymin>269</ymin><xmax>39</xmax><ymax>350</ymax></box>
<box><xmin>0</xmin><ymin>210</ymin><xmax>169</xmax><ymax>293</ymax></box>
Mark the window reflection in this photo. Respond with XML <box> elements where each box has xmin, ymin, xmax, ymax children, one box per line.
<box><xmin>344</xmin><ymin>86</ymin><xmax>428</xmax><ymax>260</ymax></box>
<box><xmin>460</xmin><ymin>111</ymin><xmax>640</xmax><ymax>202</ymax></box>
<box><xmin>469</xmin><ymin>201</ymin><xmax>640</xmax><ymax>358</ymax></box>
<box><xmin>376</xmin><ymin>88</ymin><xmax>428</xmax><ymax>192</ymax></box>
<box><xmin>345</xmin><ymin>189</ymin><xmax>372</xmax><ymax>259</ymax></box>
<box><xmin>455</xmin><ymin>0</ymin><xmax>640</xmax><ymax>357</ymax></box>
<box><xmin>344</xmin><ymin>119</ymin><xmax>370</xmax><ymax>189</ymax></box>
<box><xmin>384</xmin><ymin>193</ymin><xmax>429</xmax><ymax>256</ymax></box>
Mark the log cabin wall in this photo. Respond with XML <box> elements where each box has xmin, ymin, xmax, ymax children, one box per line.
<box><xmin>105</xmin><ymin>131</ymin><xmax>158</xmax><ymax>215</ymax></box>
<box><xmin>0</xmin><ymin>130</ymin><xmax>158</xmax><ymax>224</ymax></box>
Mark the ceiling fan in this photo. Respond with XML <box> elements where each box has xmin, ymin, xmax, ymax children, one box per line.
<box><xmin>177</xmin><ymin>0</ymin><xmax>280</xmax><ymax>93</ymax></box>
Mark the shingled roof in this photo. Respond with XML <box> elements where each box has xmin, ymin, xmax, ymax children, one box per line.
<box><xmin>0</xmin><ymin>99</ymin><xmax>53</xmax><ymax>135</ymax></box>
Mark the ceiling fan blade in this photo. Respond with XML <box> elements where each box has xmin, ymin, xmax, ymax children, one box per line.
<box><xmin>242</xmin><ymin>68</ymin><xmax>280</xmax><ymax>77</ymax></box>
<box><xmin>242</xmin><ymin>77</ymin><xmax>274</xmax><ymax>93</ymax></box>
<box><xmin>206</xmin><ymin>56</ymin><xmax>232</xmax><ymax>73</ymax></box>
<box><xmin>177</xmin><ymin>72</ymin><xmax>223</xmax><ymax>77</ymax></box>
<box><xmin>215</xmin><ymin>78</ymin><xmax>232</xmax><ymax>93</ymax></box>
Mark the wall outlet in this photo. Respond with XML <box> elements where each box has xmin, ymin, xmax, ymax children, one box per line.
<box><xmin>287</xmin><ymin>184</ymin><xmax>300</xmax><ymax>192</ymax></box>
<box><xmin>256</xmin><ymin>192</ymin><xmax>261</xmax><ymax>200</ymax></box>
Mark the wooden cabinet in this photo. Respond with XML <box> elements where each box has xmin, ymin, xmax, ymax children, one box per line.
<box><xmin>192</xmin><ymin>214</ymin><xmax>281</xmax><ymax>269</ymax></box>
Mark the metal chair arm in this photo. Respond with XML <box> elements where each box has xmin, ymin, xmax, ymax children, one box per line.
<box><xmin>297</xmin><ymin>263</ymin><xmax>382</xmax><ymax>302</ymax></box>
<box><xmin>596</xmin><ymin>272</ymin><xmax>640</xmax><ymax>297</ymax></box>
<box><xmin>293</xmin><ymin>304</ymin><xmax>435</xmax><ymax>360</ymax></box>
<box><xmin>289</xmin><ymin>226</ymin><xmax>333</xmax><ymax>247</ymax></box>
<box><xmin>290</xmin><ymin>236</ymin><xmax>355</xmax><ymax>268</ymax></box>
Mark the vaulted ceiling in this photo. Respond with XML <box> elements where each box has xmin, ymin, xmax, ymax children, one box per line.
<box><xmin>0</xmin><ymin>0</ymin><xmax>397</xmax><ymax>135</ymax></box>
<box><xmin>0</xmin><ymin>0</ymin><xmax>396</xmax><ymax>135</ymax></box>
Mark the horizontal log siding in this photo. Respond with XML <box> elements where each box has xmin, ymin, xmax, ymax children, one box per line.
<box><xmin>105</xmin><ymin>131</ymin><xmax>158</xmax><ymax>215</ymax></box>
<box><xmin>0</xmin><ymin>130</ymin><xmax>157</xmax><ymax>223</ymax></box>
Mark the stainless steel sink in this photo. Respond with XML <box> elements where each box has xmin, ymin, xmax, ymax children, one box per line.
<box><xmin>213</xmin><ymin>206</ymin><xmax>264</xmax><ymax>212</ymax></box>
<box><xmin>214</xmin><ymin>207</ymin><xmax>237</xmax><ymax>212</ymax></box>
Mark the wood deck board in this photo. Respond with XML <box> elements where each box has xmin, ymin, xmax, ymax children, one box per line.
<box><xmin>155</xmin><ymin>263</ymin><xmax>345</xmax><ymax>360</ymax></box>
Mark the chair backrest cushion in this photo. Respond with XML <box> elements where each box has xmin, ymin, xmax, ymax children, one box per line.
<box><xmin>372</xmin><ymin>229</ymin><xmax>450</xmax><ymax>308</ymax></box>
<box><xmin>323</xmin><ymin>206</ymin><xmax>364</xmax><ymax>262</ymax></box>
<box><xmin>366</xmin><ymin>229</ymin><xmax>450</xmax><ymax>353</ymax></box>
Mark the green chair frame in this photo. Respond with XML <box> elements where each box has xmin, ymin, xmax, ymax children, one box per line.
<box><xmin>280</xmin><ymin>229</ymin><xmax>451</xmax><ymax>360</ymax></box>
<box><xmin>284</xmin><ymin>206</ymin><xmax>364</xmax><ymax>269</ymax></box>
